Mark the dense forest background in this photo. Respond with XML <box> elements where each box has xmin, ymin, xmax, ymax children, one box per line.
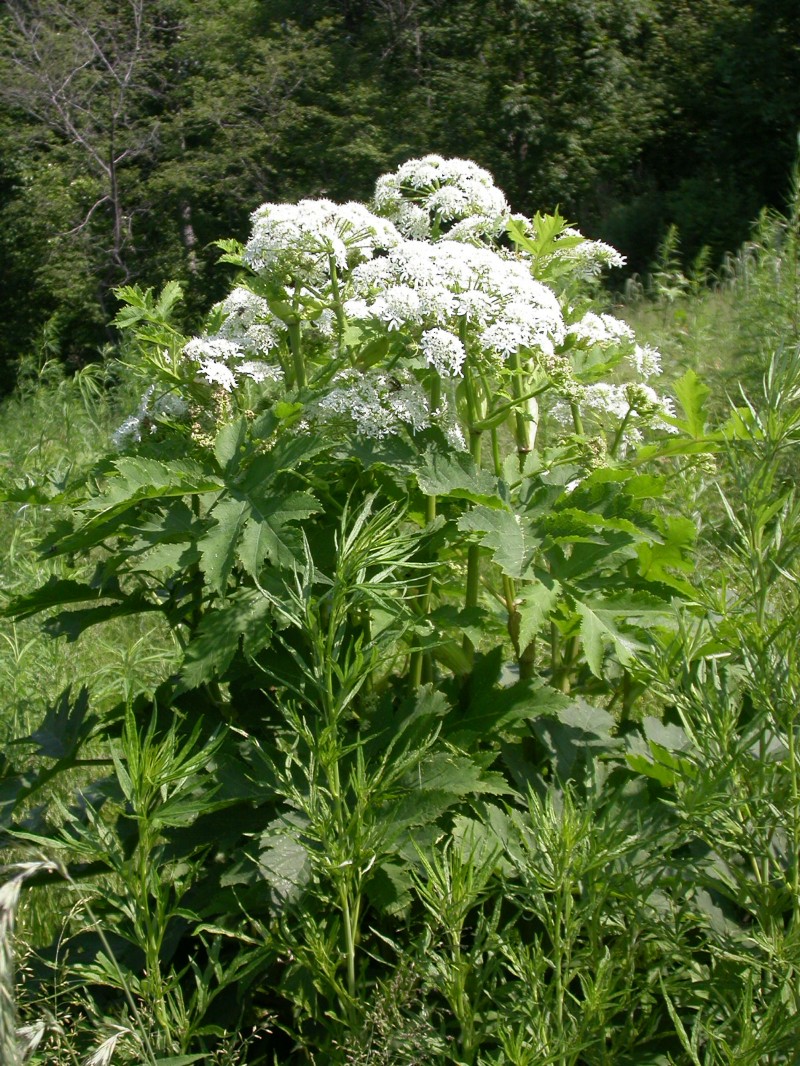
<box><xmin>1</xmin><ymin>0</ymin><xmax>798</xmax><ymax>393</ymax></box>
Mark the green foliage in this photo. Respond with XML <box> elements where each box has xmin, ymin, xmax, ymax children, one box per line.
<box><xmin>3</xmin><ymin>0</ymin><xmax>800</xmax><ymax>383</ymax></box>
<box><xmin>2</xmin><ymin>164</ymin><xmax>800</xmax><ymax>1065</ymax></box>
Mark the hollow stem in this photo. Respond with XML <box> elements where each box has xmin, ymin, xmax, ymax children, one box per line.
<box><xmin>288</xmin><ymin>320</ymin><xmax>305</xmax><ymax>388</ymax></box>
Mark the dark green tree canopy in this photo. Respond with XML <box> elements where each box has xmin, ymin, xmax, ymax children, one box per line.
<box><xmin>1</xmin><ymin>0</ymin><xmax>798</xmax><ymax>389</ymax></box>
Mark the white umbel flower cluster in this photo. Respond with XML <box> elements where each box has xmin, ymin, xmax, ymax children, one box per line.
<box><xmin>344</xmin><ymin>239</ymin><xmax>565</xmax><ymax>369</ymax></box>
<box><xmin>182</xmin><ymin>320</ymin><xmax>284</xmax><ymax>394</ymax></box>
<box><xmin>569</xmin><ymin>312</ymin><xmax>634</xmax><ymax>347</ymax></box>
<box><xmin>118</xmin><ymin>154</ymin><xmax>675</xmax><ymax>458</ymax></box>
<box><xmin>374</xmin><ymin>154</ymin><xmax>509</xmax><ymax>242</ymax></box>
<box><xmin>314</xmin><ymin>369</ymin><xmax>431</xmax><ymax>439</ymax></box>
<box><xmin>244</xmin><ymin>199</ymin><xmax>401</xmax><ymax>283</ymax></box>
<box><xmin>112</xmin><ymin>385</ymin><xmax>189</xmax><ymax>449</ymax></box>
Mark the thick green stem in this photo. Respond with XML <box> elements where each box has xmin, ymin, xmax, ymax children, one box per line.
<box><xmin>340</xmin><ymin>880</ymin><xmax>359</xmax><ymax>1013</ymax></box>
<box><xmin>509</xmin><ymin>349</ymin><xmax>537</xmax><ymax>471</ymax></box>
<box><xmin>610</xmin><ymin>406</ymin><xmax>634</xmax><ymax>458</ymax></box>
<box><xmin>328</xmin><ymin>254</ymin><xmax>347</xmax><ymax>351</ymax></box>
<box><xmin>288</xmin><ymin>320</ymin><xmax>305</xmax><ymax>388</ymax></box>
<box><xmin>463</xmin><ymin>387</ymin><xmax>483</xmax><ymax>660</ymax></box>
<box><xmin>570</xmin><ymin>401</ymin><xmax>584</xmax><ymax>437</ymax></box>
<box><xmin>410</xmin><ymin>378</ymin><xmax>442</xmax><ymax>688</ymax></box>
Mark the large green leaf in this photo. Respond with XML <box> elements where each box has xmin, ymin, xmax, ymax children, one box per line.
<box><xmin>416</xmin><ymin>445</ymin><xmax>503</xmax><ymax>504</ymax></box>
<box><xmin>239</xmin><ymin>435</ymin><xmax>330</xmax><ymax>492</ymax></box>
<box><xmin>237</xmin><ymin>490</ymin><xmax>320</xmax><ymax>575</ymax></box>
<box><xmin>576</xmin><ymin>593</ymin><xmax>673</xmax><ymax>677</ymax></box>
<box><xmin>199</xmin><ymin>495</ymin><xmax>251</xmax><ymax>595</ymax></box>
<box><xmin>79</xmin><ymin>457</ymin><xmax>222</xmax><ymax>523</ymax></box>
<box><xmin>673</xmin><ymin>368</ymin><xmax>710</xmax><ymax>437</ymax></box>
<box><xmin>179</xmin><ymin>588</ymin><xmax>273</xmax><ymax>690</ymax></box>
<box><xmin>458</xmin><ymin>505</ymin><xmax>537</xmax><ymax>578</ymax></box>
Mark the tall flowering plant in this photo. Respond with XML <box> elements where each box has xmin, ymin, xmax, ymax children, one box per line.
<box><xmin>3</xmin><ymin>158</ymin><xmax>708</xmax><ymax>1054</ymax></box>
<box><xmin>11</xmin><ymin>155</ymin><xmax>691</xmax><ymax>714</ymax></box>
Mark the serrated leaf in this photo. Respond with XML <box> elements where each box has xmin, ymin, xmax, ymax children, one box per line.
<box><xmin>179</xmin><ymin>589</ymin><xmax>272</xmax><ymax>690</ymax></box>
<box><xmin>416</xmin><ymin>446</ymin><xmax>503</xmax><ymax>504</ymax></box>
<box><xmin>75</xmin><ymin>458</ymin><xmax>222</xmax><ymax>535</ymax></box>
<box><xmin>576</xmin><ymin>601</ymin><xmax>641</xmax><ymax>676</ymax></box>
<box><xmin>154</xmin><ymin>280</ymin><xmax>184</xmax><ymax>319</ymax></box>
<box><xmin>414</xmin><ymin>751</ymin><xmax>511</xmax><ymax>798</ymax></box>
<box><xmin>214</xmin><ymin>417</ymin><xmax>248</xmax><ymax>472</ymax></box>
<box><xmin>239</xmin><ymin>436</ymin><xmax>329</xmax><ymax>492</ymax></box>
<box><xmin>458</xmin><ymin>506</ymin><xmax>536</xmax><ymax>578</ymax></box>
<box><xmin>447</xmin><ymin>676</ymin><xmax>573</xmax><ymax>746</ymax></box>
<box><xmin>526</xmin><ymin>699</ymin><xmax>620</xmax><ymax>780</ymax></box>
<box><xmin>575</xmin><ymin>594</ymin><xmax>672</xmax><ymax>677</ymax></box>
<box><xmin>257</xmin><ymin>813</ymin><xmax>312</xmax><ymax>907</ymax></box>
<box><xmin>199</xmin><ymin>495</ymin><xmax>251</xmax><ymax>595</ymax></box>
<box><xmin>516</xmin><ymin>576</ymin><xmax>561</xmax><ymax>648</ymax></box>
<box><xmin>237</xmin><ymin>491</ymin><xmax>320</xmax><ymax>575</ymax></box>
<box><xmin>673</xmin><ymin>368</ymin><xmax>710</xmax><ymax>437</ymax></box>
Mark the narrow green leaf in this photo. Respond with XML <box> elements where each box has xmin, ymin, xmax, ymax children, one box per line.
<box><xmin>153</xmin><ymin>1056</ymin><xmax>207</xmax><ymax>1066</ymax></box>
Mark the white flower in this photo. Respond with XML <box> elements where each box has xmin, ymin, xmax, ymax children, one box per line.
<box><xmin>583</xmin><ymin>382</ymin><xmax>630</xmax><ymax>421</ymax></box>
<box><xmin>184</xmin><ymin>336</ymin><xmax>242</xmax><ymax>363</ymax></box>
<box><xmin>373</xmin><ymin>155</ymin><xmax>509</xmax><ymax>241</ymax></box>
<box><xmin>237</xmin><ymin>360</ymin><xmax>283</xmax><ymax>384</ymax></box>
<box><xmin>314</xmin><ymin>369</ymin><xmax>431</xmax><ymax>439</ymax></box>
<box><xmin>198</xmin><ymin>359</ymin><xmax>237</xmax><ymax>392</ymax></box>
<box><xmin>244</xmin><ymin>198</ymin><xmax>400</xmax><ymax>282</ymax></box>
<box><xmin>395</xmin><ymin>201</ymin><xmax>431</xmax><ymax>240</ymax></box>
<box><xmin>345</xmin><ymin>235</ymin><xmax>565</xmax><ymax>362</ymax></box>
<box><xmin>565</xmin><ymin>233</ymin><xmax>627</xmax><ymax>276</ymax></box>
<box><xmin>420</xmin><ymin>328</ymin><xmax>467</xmax><ymax>377</ymax></box>
<box><xmin>219</xmin><ymin>286</ymin><xmax>271</xmax><ymax>325</ymax></box>
<box><xmin>372</xmin><ymin>285</ymin><xmax>423</xmax><ymax>330</ymax></box>
<box><xmin>112</xmin><ymin>414</ymin><xmax>145</xmax><ymax>448</ymax></box>
<box><xmin>628</xmin><ymin>343</ymin><xmax>662</xmax><ymax>379</ymax></box>
<box><xmin>451</xmin><ymin>288</ymin><xmax>497</xmax><ymax>325</ymax></box>
<box><xmin>570</xmin><ymin>312</ymin><xmax>634</xmax><ymax>346</ymax></box>
<box><xmin>427</xmin><ymin>185</ymin><xmax>469</xmax><ymax>220</ymax></box>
